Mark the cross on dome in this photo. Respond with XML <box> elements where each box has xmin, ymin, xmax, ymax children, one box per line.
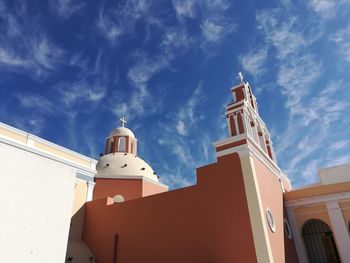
<box><xmin>120</xmin><ymin>116</ymin><xmax>127</xmax><ymax>127</ymax></box>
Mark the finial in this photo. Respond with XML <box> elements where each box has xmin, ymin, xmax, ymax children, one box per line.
<box><xmin>238</xmin><ymin>72</ymin><xmax>244</xmax><ymax>84</ymax></box>
<box><xmin>120</xmin><ymin>116</ymin><xmax>127</xmax><ymax>127</ymax></box>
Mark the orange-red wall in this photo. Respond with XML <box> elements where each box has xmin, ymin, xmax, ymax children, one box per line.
<box><xmin>93</xmin><ymin>179</ymin><xmax>142</xmax><ymax>200</ymax></box>
<box><xmin>83</xmin><ymin>153</ymin><xmax>258</xmax><ymax>263</ymax></box>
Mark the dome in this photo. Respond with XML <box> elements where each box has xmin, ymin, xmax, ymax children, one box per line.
<box><xmin>96</xmin><ymin>152</ymin><xmax>158</xmax><ymax>182</ymax></box>
<box><xmin>108</xmin><ymin>126</ymin><xmax>135</xmax><ymax>138</ymax></box>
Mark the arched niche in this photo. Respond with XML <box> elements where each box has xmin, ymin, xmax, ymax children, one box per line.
<box><xmin>302</xmin><ymin>219</ymin><xmax>340</xmax><ymax>263</ymax></box>
<box><xmin>118</xmin><ymin>137</ymin><xmax>126</xmax><ymax>152</ymax></box>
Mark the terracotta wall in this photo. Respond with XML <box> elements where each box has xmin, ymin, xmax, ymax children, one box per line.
<box><xmin>93</xmin><ymin>179</ymin><xmax>143</xmax><ymax>201</ymax></box>
<box><xmin>253</xmin><ymin>158</ymin><xmax>298</xmax><ymax>263</ymax></box>
<box><xmin>283</xmin><ymin>206</ymin><xmax>299</xmax><ymax>263</ymax></box>
<box><xmin>83</xmin><ymin>153</ymin><xmax>258</xmax><ymax>263</ymax></box>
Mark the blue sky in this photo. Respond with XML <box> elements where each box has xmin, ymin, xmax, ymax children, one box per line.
<box><xmin>0</xmin><ymin>0</ymin><xmax>349</xmax><ymax>189</ymax></box>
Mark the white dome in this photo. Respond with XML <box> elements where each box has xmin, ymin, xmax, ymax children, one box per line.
<box><xmin>96</xmin><ymin>152</ymin><xmax>158</xmax><ymax>182</ymax></box>
<box><xmin>108</xmin><ymin>127</ymin><xmax>135</xmax><ymax>138</ymax></box>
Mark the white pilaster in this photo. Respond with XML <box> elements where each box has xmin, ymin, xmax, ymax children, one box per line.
<box><xmin>86</xmin><ymin>181</ymin><xmax>96</xmax><ymax>201</ymax></box>
<box><xmin>234</xmin><ymin>114</ymin><xmax>239</xmax><ymax>135</ymax></box>
<box><xmin>226</xmin><ymin>116</ymin><xmax>231</xmax><ymax>135</ymax></box>
<box><xmin>258</xmin><ymin>131</ymin><xmax>267</xmax><ymax>153</ymax></box>
<box><xmin>286</xmin><ymin>207</ymin><xmax>309</xmax><ymax>263</ymax></box>
<box><xmin>326</xmin><ymin>201</ymin><xmax>350</xmax><ymax>262</ymax></box>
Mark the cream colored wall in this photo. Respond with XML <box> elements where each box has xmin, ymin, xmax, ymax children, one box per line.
<box><xmin>294</xmin><ymin>204</ymin><xmax>332</xmax><ymax>231</ymax></box>
<box><xmin>291</xmin><ymin>200</ymin><xmax>350</xmax><ymax>233</ymax></box>
<box><xmin>0</xmin><ymin>122</ymin><xmax>96</xmax><ymax>262</ymax></box>
<box><xmin>72</xmin><ymin>179</ymin><xmax>88</xmax><ymax>216</ymax></box>
<box><xmin>0</xmin><ymin>138</ymin><xmax>76</xmax><ymax>263</ymax></box>
<box><xmin>239</xmin><ymin>153</ymin><xmax>274</xmax><ymax>263</ymax></box>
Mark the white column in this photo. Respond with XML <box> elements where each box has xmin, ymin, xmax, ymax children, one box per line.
<box><xmin>258</xmin><ymin>131</ymin><xmax>267</xmax><ymax>153</ymax></box>
<box><xmin>226</xmin><ymin>116</ymin><xmax>231</xmax><ymax>135</ymax></box>
<box><xmin>326</xmin><ymin>201</ymin><xmax>350</xmax><ymax>262</ymax></box>
<box><xmin>243</xmin><ymin>114</ymin><xmax>251</xmax><ymax>138</ymax></box>
<box><xmin>86</xmin><ymin>181</ymin><xmax>96</xmax><ymax>201</ymax></box>
<box><xmin>234</xmin><ymin>114</ymin><xmax>239</xmax><ymax>135</ymax></box>
<box><xmin>286</xmin><ymin>207</ymin><xmax>309</xmax><ymax>263</ymax></box>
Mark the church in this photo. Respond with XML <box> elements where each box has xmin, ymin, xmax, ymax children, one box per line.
<box><xmin>1</xmin><ymin>79</ymin><xmax>350</xmax><ymax>263</ymax></box>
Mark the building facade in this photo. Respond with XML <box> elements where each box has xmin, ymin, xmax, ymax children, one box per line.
<box><xmin>1</xmin><ymin>80</ymin><xmax>350</xmax><ymax>262</ymax></box>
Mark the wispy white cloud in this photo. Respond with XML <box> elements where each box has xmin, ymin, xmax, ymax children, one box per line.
<box><xmin>56</xmin><ymin>80</ymin><xmax>106</xmax><ymax>106</ymax></box>
<box><xmin>329</xmin><ymin>140</ymin><xmax>350</xmax><ymax>152</ymax></box>
<box><xmin>111</xmin><ymin>83</ymin><xmax>160</xmax><ymax>121</ymax></box>
<box><xmin>277</xmin><ymin>54</ymin><xmax>321</xmax><ymax>113</ymax></box>
<box><xmin>308</xmin><ymin>0</ymin><xmax>336</xmax><ymax>19</ymax></box>
<box><xmin>175</xmin><ymin>84</ymin><xmax>204</xmax><ymax>136</ymax></box>
<box><xmin>15</xmin><ymin>94</ymin><xmax>53</xmax><ymax>114</ymax></box>
<box><xmin>155</xmin><ymin>83</ymin><xmax>211</xmax><ymax>173</ymax></box>
<box><xmin>254</xmin><ymin>6</ymin><xmax>350</xmax><ymax>187</ymax></box>
<box><xmin>50</xmin><ymin>0</ymin><xmax>85</xmax><ymax>18</ymax></box>
<box><xmin>97</xmin><ymin>0</ymin><xmax>153</xmax><ymax>45</ymax></box>
<box><xmin>128</xmin><ymin>54</ymin><xmax>168</xmax><ymax>84</ymax></box>
<box><xmin>239</xmin><ymin>47</ymin><xmax>268</xmax><ymax>77</ymax></box>
<box><xmin>324</xmin><ymin>154</ymin><xmax>350</xmax><ymax>168</ymax></box>
<box><xmin>332</xmin><ymin>25</ymin><xmax>350</xmax><ymax>62</ymax></box>
<box><xmin>158</xmin><ymin>164</ymin><xmax>194</xmax><ymax>188</ymax></box>
<box><xmin>0</xmin><ymin>4</ymin><xmax>64</xmax><ymax>78</ymax></box>
<box><xmin>256</xmin><ymin>10</ymin><xmax>306</xmax><ymax>59</ymax></box>
<box><xmin>200</xmin><ymin>20</ymin><xmax>225</xmax><ymax>42</ymax></box>
<box><xmin>172</xmin><ymin>0</ymin><xmax>197</xmax><ymax>19</ymax></box>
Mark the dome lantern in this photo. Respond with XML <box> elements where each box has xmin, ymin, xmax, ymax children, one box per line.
<box><xmin>104</xmin><ymin>117</ymin><xmax>137</xmax><ymax>155</ymax></box>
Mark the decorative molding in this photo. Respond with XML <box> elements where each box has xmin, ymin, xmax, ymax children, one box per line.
<box><xmin>285</xmin><ymin>191</ymin><xmax>350</xmax><ymax>207</ymax></box>
<box><xmin>76</xmin><ymin>172</ymin><xmax>95</xmax><ymax>182</ymax></box>
<box><xmin>0</xmin><ymin>136</ymin><xmax>96</xmax><ymax>175</ymax></box>
<box><xmin>0</xmin><ymin>122</ymin><xmax>98</xmax><ymax>166</ymax></box>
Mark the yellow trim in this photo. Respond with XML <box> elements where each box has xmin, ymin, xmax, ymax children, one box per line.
<box><xmin>240</xmin><ymin>153</ymin><xmax>274</xmax><ymax>263</ymax></box>
<box><xmin>34</xmin><ymin>141</ymin><xmax>91</xmax><ymax>168</ymax></box>
<box><xmin>0</xmin><ymin>126</ymin><xmax>27</xmax><ymax>144</ymax></box>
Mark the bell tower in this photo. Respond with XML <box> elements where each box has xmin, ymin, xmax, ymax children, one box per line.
<box><xmin>215</xmin><ymin>73</ymin><xmax>276</xmax><ymax>162</ymax></box>
<box><xmin>211</xmin><ymin>73</ymin><xmax>292</xmax><ymax>263</ymax></box>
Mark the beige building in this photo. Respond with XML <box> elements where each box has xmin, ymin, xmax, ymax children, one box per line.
<box><xmin>286</xmin><ymin>163</ymin><xmax>350</xmax><ymax>262</ymax></box>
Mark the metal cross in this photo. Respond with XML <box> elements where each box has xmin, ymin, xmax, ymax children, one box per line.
<box><xmin>120</xmin><ymin>116</ymin><xmax>127</xmax><ymax>127</ymax></box>
<box><xmin>238</xmin><ymin>72</ymin><xmax>244</xmax><ymax>84</ymax></box>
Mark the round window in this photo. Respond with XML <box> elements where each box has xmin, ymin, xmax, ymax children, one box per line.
<box><xmin>284</xmin><ymin>218</ymin><xmax>292</xmax><ymax>239</ymax></box>
<box><xmin>266</xmin><ymin>208</ymin><xmax>276</xmax><ymax>233</ymax></box>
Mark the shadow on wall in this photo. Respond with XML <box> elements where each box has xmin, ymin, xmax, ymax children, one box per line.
<box><xmin>283</xmin><ymin>205</ymin><xmax>299</xmax><ymax>263</ymax></box>
<box><xmin>65</xmin><ymin>205</ymin><xmax>95</xmax><ymax>263</ymax></box>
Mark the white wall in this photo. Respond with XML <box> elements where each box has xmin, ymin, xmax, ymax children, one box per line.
<box><xmin>318</xmin><ymin>163</ymin><xmax>350</xmax><ymax>185</ymax></box>
<box><xmin>0</xmin><ymin>139</ymin><xmax>76</xmax><ymax>263</ymax></box>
